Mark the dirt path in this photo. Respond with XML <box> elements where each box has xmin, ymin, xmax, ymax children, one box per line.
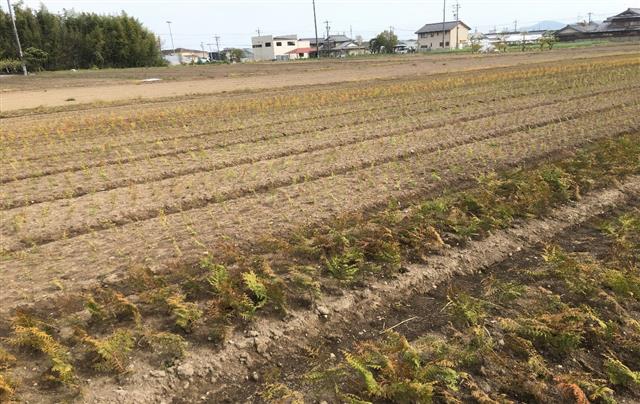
<box><xmin>1</xmin><ymin>44</ymin><xmax>637</xmax><ymax>112</ymax></box>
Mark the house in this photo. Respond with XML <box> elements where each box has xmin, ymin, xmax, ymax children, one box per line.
<box><xmin>251</xmin><ymin>35</ymin><xmax>310</xmax><ymax>61</ymax></box>
<box><xmin>319</xmin><ymin>35</ymin><xmax>369</xmax><ymax>57</ymax></box>
<box><xmin>415</xmin><ymin>20</ymin><xmax>471</xmax><ymax>50</ymax></box>
<box><xmin>556</xmin><ymin>8</ymin><xmax>640</xmax><ymax>41</ymax></box>
<box><xmin>162</xmin><ymin>48</ymin><xmax>209</xmax><ymax>65</ymax></box>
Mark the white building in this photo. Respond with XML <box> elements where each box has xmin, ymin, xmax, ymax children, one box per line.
<box><xmin>251</xmin><ymin>35</ymin><xmax>311</xmax><ymax>61</ymax></box>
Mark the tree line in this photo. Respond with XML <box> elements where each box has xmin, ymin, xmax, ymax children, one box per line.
<box><xmin>0</xmin><ymin>3</ymin><xmax>165</xmax><ymax>72</ymax></box>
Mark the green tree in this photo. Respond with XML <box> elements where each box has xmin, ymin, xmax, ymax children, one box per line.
<box><xmin>370</xmin><ymin>30</ymin><xmax>398</xmax><ymax>54</ymax></box>
<box><xmin>0</xmin><ymin>3</ymin><xmax>164</xmax><ymax>71</ymax></box>
<box><xmin>23</xmin><ymin>46</ymin><xmax>47</xmax><ymax>71</ymax></box>
<box><xmin>228</xmin><ymin>48</ymin><xmax>244</xmax><ymax>63</ymax></box>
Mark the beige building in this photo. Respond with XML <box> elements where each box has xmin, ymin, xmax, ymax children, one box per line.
<box><xmin>415</xmin><ymin>21</ymin><xmax>471</xmax><ymax>50</ymax></box>
<box><xmin>251</xmin><ymin>35</ymin><xmax>311</xmax><ymax>61</ymax></box>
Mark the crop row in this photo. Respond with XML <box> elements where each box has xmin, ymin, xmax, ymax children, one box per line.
<box><xmin>1</xmin><ymin>103</ymin><xmax>637</xmax><ymax>313</ymax></box>
<box><xmin>2</xmin><ymin>57</ymin><xmax>637</xmax><ymax>165</ymax></box>
<box><xmin>2</xmin><ymin>90</ymin><xmax>638</xmax><ymax>252</ymax></box>
<box><xmin>3</xmin><ymin>55</ymin><xmax>632</xmax><ymax>142</ymax></box>
<box><xmin>3</xmin><ymin>80</ymin><xmax>637</xmax><ymax>210</ymax></box>
<box><xmin>3</xmin><ymin>70</ymin><xmax>637</xmax><ymax>186</ymax></box>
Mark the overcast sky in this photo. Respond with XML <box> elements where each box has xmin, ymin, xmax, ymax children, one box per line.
<box><xmin>16</xmin><ymin>0</ymin><xmax>637</xmax><ymax>49</ymax></box>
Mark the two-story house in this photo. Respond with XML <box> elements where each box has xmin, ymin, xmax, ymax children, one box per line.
<box><xmin>415</xmin><ymin>20</ymin><xmax>471</xmax><ymax>50</ymax></box>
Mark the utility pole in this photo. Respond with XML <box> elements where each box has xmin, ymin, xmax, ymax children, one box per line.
<box><xmin>214</xmin><ymin>35</ymin><xmax>220</xmax><ymax>53</ymax></box>
<box><xmin>442</xmin><ymin>0</ymin><xmax>447</xmax><ymax>49</ymax></box>
<box><xmin>452</xmin><ymin>1</ymin><xmax>460</xmax><ymax>49</ymax></box>
<box><xmin>166</xmin><ymin>21</ymin><xmax>175</xmax><ymax>54</ymax></box>
<box><xmin>7</xmin><ymin>0</ymin><xmax>27</xmax><ymax>75</ymax></box>
<box><xmin>587</xmin><ymin>12</ymin><xmax>593</xmax><ymax>24</ymax></box>
<box><xmin>324</xmin><ymin>20</ymin><xmax>331</xmax><ymax>39</ymax></box>
<box><xmin>312</xmin><ymin>0</ymin><xmax>320</xmax><ymax>59</ymax></box>
<box><xmin>513</xmin><ymin>20</ymin><xmax>518</xmax><ymax>32</ymax></box>
<box><xmin>350</xmin><ymin>25</ymin><xmax>353</xmax><ymax>39</ymax></box>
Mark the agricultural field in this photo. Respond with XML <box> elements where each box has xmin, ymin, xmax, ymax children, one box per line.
<box><xmin>0</xmin><ymin>46</ymin><xmax>639</xmax><ymax>403</ymax></box>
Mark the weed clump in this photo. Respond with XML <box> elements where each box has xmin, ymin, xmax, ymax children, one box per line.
<box><xmin>83</xmin><ymin>329</ymin><xmax>135</xmax><ymax>374</ymax></box>
<box><xmin>9</xmin><ymin>323</ymin><xmax>74</xmax><ymax>384</ymax></box>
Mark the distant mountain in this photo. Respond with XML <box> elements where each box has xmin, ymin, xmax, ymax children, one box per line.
<box><xmin>521</xmin><ymin>21</ymin><xmax>566</xmax><ymax>31</ymax></box>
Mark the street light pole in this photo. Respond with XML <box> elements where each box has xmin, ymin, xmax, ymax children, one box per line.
<box><xmin>312</xmin><ymin>0</ymin><xmax>320</xmax><ymax>59</ymax></box>
<box><xmin>166</xmin><ymin>20</ymin><xmax>175</xmax><ymax>54</ymax></box>
<box><xmin>6</xmin><ymin>0</ymin><xmax>27</xmax><ymax>75</ymax></box>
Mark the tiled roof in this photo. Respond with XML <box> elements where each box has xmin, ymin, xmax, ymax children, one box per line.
<box><xmin>416</xmin><ymin>21</ymin><xmax>470</xmax><ymax>34</ymax></box>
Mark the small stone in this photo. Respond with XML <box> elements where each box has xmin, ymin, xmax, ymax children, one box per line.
<box><xmin>59</xmin><ymin>326</ymin><xmax>75</xmax><ymax>340</ymax></box>
<box><xmin>329</xmin><ymin>353</ymin><xmax>336</xmax><ymax>360</ymax></box>
<box><xmin>254</xmin><ymin>337</ymin><xmax>269</xmax><ymax>355</ymax></box>
<box><xmin>247</xmin><ymin>331</ymin><xmax>259</xmax><ymax>337</ymax></box>
<box><xmin>126</xmin><ymin>294</ymin><xmax>140</xmax><ymax>304</ymax></box>
<box><xmin>498</xmin><ymin>338</ymin><xmax>505</xmax><ymax>346</ymax></box>
<box><xmin>317</xmin><ymin>305</ymin><xmax>330</xmax><ymax>316</ymax></box>
<box><xmin>176</xmin><ymin>363</ymin><xmax>195</xmax><ymax>379</ymax></box>
<box><xmin>150</xmin><ymin>370</ymin><xmax>166</xmax><ymax>378</ymax></box>
<box><xmin>250</xmin><ymin>371</ymin><xmax>260</xmax><ymax>382</ymax></box>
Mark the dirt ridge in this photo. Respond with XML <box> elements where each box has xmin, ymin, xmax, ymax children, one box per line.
<box><xmin>81</xmin><ymin>175</ymin><xmax>640</xmax><ymax>403</ymax></box>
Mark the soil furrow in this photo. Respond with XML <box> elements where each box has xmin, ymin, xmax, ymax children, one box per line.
<box><xmin>3</xmin><ymin>82</ymin><xmax>636</xmax><ymax>209</ymax></box>
<box><xmin>2</xmin><ymin>77</ymin><xmax>636</xmax><ymax>188</ymax></box>
<box><xmin>0</xmin><ymin>114</ymin><xmax>636</xmax><ymax>312</ymax></box>
<box><xmin>2</xmin><ymin>96</ymin><xmax>637</xmax><ymax>251</ymax></box>
<box><xmin>3</xmin><ymin>59</ymin><xmax>635</xmax><ymax>167</ymax></box>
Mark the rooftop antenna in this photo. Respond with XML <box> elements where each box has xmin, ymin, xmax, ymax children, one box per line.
<box><xmin>587</xmin><ymin>12</ymin><xmax>593</xmax><ymax>23</ymax></box>
<box><xmin>6</xmin><ymin>0</ymin><xmax>27</xmax><ymax>75</ymax></box>
<box><xmin>324</xmin><ymin>20</ymin><xmax>331</xmax><ymax>39</ymax></box>
<box><xmin>513</xmin><ymin>20</ymin><xmax>518</xmax><ymax>32</ymax></box>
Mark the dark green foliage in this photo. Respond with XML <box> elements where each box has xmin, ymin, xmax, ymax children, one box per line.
<box><xmin>0</xmin><ymin>4</ymin><xmax>164</xmax><ymax>70</ymax></box>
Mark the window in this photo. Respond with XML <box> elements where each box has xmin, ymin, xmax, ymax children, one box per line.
<box><xmin>288</xmin><ymin>41</ymin><xmax>296</xmax><ymax>46</ymax></box>
<box><xmin>439</xmin><ymin>42</ymin><xmax>444</xmax><ymax>47</ymax></box>
<box><xmin>299</xmin><ymin>53</ymin><xmax>305</xmax><ymax>57</ymax></box>
<box><xmin>252</xmin><ymin>44</ymin><xmax>262</xmax><ymax>48</ymax></box>
<box><xmin>265</xmin><ymin>42</ymin><xmax>272</xmax><ymax>47</ymax></box>
<box><xmin>445</xmin><ymin>41</ymin><xmax>450</xmax><ymax>46</ymax></box>
<box><xmin>430</xmin><ymin>33</ymin><xmax>435</xmax><ymax>37</ymax></box>
<box><xmin>276</xmin><ymin>42</ymin><xmax>282</xmax><ymax>46</ymax></box>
